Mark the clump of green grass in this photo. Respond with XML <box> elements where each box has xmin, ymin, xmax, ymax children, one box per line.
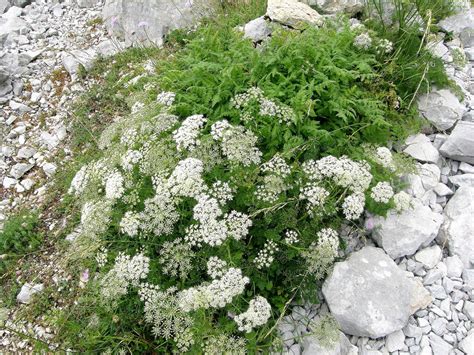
<box><xmin>0</xmin><ymin>211</ymin><xmax>43</xmax><ymax>260</ymax></box>
<box><xmin>0</xmin><ymin>210</ymin><xmax>43</xmax><ymax>304</ymax></box>
<box><xmin>365</xmin><ymin>0</ymin><xmax>455</xmax><ymax>105</ymax></box>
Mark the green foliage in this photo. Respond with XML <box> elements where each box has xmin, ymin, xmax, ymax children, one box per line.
<box><xmin>0</xmin><ymin>210</ymin><xmax>42</xmax><ymax>256</ymax></box>
<box><xmin>159</xmin><ymin>20</ymin><xmax>418</xmax><ymax>156</ymax></box>
<box><xmin>0</xmin><ymin>210</ymin><xmax>43</xmax><ymax>276</ymax></box>
<box><xmin>364</xmin><ymin>0</ymin><xmax>454</xmax><ymax>105</ymax></box>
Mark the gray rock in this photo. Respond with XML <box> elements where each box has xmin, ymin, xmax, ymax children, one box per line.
<box><xmin>77</xmin><ymin>0</ymin><xmax>99</xmax><ymax>7</ymax></box>
<box><xmin>103</xmin><ymin>0</ymin><xmax>205</xmax><ymax>46</ymax></box>
<box><xmin>439</xmin><ymin>8</ymin><xmax>474</xmax><ymax>34</ymax></box>
<box><xmin>3</xmin><ymin>176</ymin><xmax>17</xmax><ymax>188</ymax></box>
<box><xmin>448</xmin><ymin>174</ymin><xmax>474</xmax><ymax>188</ymax></box>
<box><xmin>459</xmin><ymin>162</ymin><xmax>474</xmax><ymax>174</ymax></box>
<box><xmin>42</xmin><ymin>162</ymin><xmax>56</xmax><ymax>177</ymax></box>
<box><xmin>459</xmin><ymin>330</ymin><xmax>474</xmax><ymax>355</ymax></box>
<box><xmin>433</xmin><ymin>183</ymin><xmax>453</xmax><ymax>197</ymax></box>
<box><xmin>301</xmin><ymin>331</ymin><xmax>358</xmax><ymax>355</ymax></box>
<box><xmin>17</xmin><ymin>146</ymin><xmax>36</xmax><ymax>159</ymax></box>
<box><xmin>0</xmin><ymin>78</ymin><xmax>12</xmax><ymax>95</ymax></box>
<box><xmin>417</xmin><ymin>89</ymin><xmax>466</xmax><ymax>131</ymax></box>
<box><xmin>16</xmin><ymin>283</ymin><xmax>44</xmax><ymax>304</ymax></box>
<box><xmin>427</xmin><ymin>40</ymin><xmax>451</xmax><ymax>62</ymax></box>
<box><xmin>385</xmin><ymin>329</ymin><xmax>405</xmax><ymax>352</ymax></box>
<box><xmin>302</xmin><ymin>0</ymin><xmax>363</xmax><ymax>15</ymax></box>
<box><xmin>461</xmin><ymin>28</ymin><xmax>474</xmax><ymax>49</ymax></box>
<box><xmin>414</xmin><ymin>246</ymin><xmax>442</xmax><ymax>269</ymax></box>
<box><xmin>439</xmin><ymin>186</ymin><xmax>474</xmax><ymax>267</ymax></box>
<box><xmin>243</xmin><ymin>17</ymin><xmax>272</xmax><ymax>42</ymax></box>
<box><xmin>427</xmin><ymin>284</ymin><xmax>448</xmax><ymax>300</ymax></box>
<box><xmin>372</xmin><ymin>199</ymin><xmax>443</xmax><ymax>259</ymax></box>
<box><xmin>0</xmin><ymin>10</ymin><xmax>28</xmax><ymax>37</ymax></box>
<box><xmin>431</xmin><ymin>318</ymin><xmax>447</xmax><ymax>336</ymax></box>
<box><xmin>289</xmin><ymin>343</ymin><xmax>301</xmax><ymax>355</ymax></box>
<box><xmin>95</xmin><ymin>39</ymin><xmax>120</xmax><ymax>57</ymax></box>
<box><xmin>61</xmin><ymin>48</ymin><xmax>97</xmax><ymax>77</ymax></box>
<box><xmin>323</xmin><ymin>247</ymin><xmax>431</xmax><ymax>338</ymax></box>
<box><xmin>440</xmin><ymin>121</ymin><xmax>474</xmax><ymax>164</ymax></box>
<box><xmin>423</xmin><ymin>269</ymin><xmax>443</xmax><ymax>285</ymax></box>
<box><xmin>9</xmin><ymin>162</ymin><xmax>33</xmax><ymax>179</ymax></box>
<box><xmin>428</xmin><ymin>333</ymin><xmax>452</xmax><ymax>355</ymax></box>
<box><xmin>464</xmin><ymin>301</ymin><xmax>474</xmax><ymax>321</ymax></box>
<box><xmin>445</xmin><ymin>255</ymin><xmax>464</xmax><ymax>278</ymax></box>
<box><xmin>10</xmin><ymin>0</ymin><xmax>31</xmax><ymax>7</ymax></box>
<box><xmin>266</xmin><ymin>0</ymin><xmax>323</xmax><ymax>29</ymax></box>
<box><xmin>419</xmin><ymin>164</ymin><xmax>441</xmax><ymax>191</ymax></box>
<box><xmin>403</xmin><ymin>134</ymin><xmax>440</xmax><ymax>164</ymax></box>
<box><xmin>0</xmin><ymin>0</ymin><xmax>10</xmax><ymax>14</ymax></box>
<box><xmin>403</xmin><ymin>323</ymin><xmax>423</xmax><ymax>339</ymax></box>
<box><xmin>403</xmin><ymin>173</ymin><xmax>426</xmax><ymax>198</ymax></box>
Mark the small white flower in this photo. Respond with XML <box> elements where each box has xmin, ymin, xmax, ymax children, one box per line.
<box><xmin>370</xmin><ymin>181</ymin><xmax>394</xmax><ymax>203</ymax></box>
<box><xmin>172</xmin><ymin>114</ymin><xmax>207</xmax><ymax>152</ymax></box>
<box><xmin>354</xmin><ymin>33</ymin><xmax>372</xmax><ymax>50</ymax></box>
<box><xmin>342</xmin><ymin>193</ymin><xmax>365</xmax><ymax>220</ymax></box>
<box><xmin>375</xmin><ymin>147</ymin><xmax>395</xmax><ymax>170</ymax></box>
<box><xmin>157</xmin><ymin>91</ymin><xmax>176</xmax><ymax>106</ymax></box>
<box><xmin>284</xmin><ymin>230</ymin><xmax>299</xmax><ymax>245</ymax></box>
<box><xmin>234</xmin><ymin>296</ymin><xmax>272</xmax><ymax>333</ymax></box>
<box><xmin>394</xmin><ymin>191</ymin><xmax>412</xmax><ymax>212</ymax></box>
<box><xmin>105</xmin><ymin>170</ymin><xmax>125</xmax><ymax>200</ymax></box>
<box><xmin>254</xmin><ymin>240</ymin><xmax>279</xmax><ymax>269</ymax></box>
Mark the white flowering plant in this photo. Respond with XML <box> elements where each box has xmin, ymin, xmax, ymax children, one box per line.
<box><xmin>63</xmin><ymin>82</ymin><xmax>409</xmax><ymax>352</ymax></box>
<box><xmin>51</xmin><ymin>12</ymin><xmax>425</xmax><ymax>354</ymax></box>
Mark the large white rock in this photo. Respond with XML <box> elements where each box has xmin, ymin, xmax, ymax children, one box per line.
<box><xmin>439</xmin><ymin>186</ymin><xmax>474</xmax><ymax>268</ymax></box>
<box><xmin>385</xmin><ymin>329</ymin><xmax>405</xmax><ymax>352</ymax></box>
<box><xmin>403</xmin><ymin>134</ymin><xmax>439</xmax><ymax>164</ymax></box>
<box><xmin>0</xmin><ymin>10</ymin><xmax>28</xmax><ymax>37</ymax></box>
<box><xmin>302</xmin><ymin>0</ymin><xmax>364</xmax><ymax>15</ymax></box>
<box><xmin>372</xmin><ymin>199</ymin><xmax>443</xmax><ymax>259</ymax></box>
<box><xmin>323</xmin><ymin>247</ymin><xmax>431</xmax><ymax>338</ymax></box>
<box><xmin>302</xmin><ymin>331</ymin><xmax>358</xmax><ymax>354</ymax></box>
<box><xmin>17</xmin><ymin>283</ymin><xmax>44</xmax><ymax>304</ymax></box>
<box><xmin>439</xmin><ymin>121</ymin><xmax>474</xmax><ymax>164</ymax></box>
<box><xmin>61</xmin><ymin>48</ymin><xmax>97</xmax><ymax>78</ymax></box>
<box><xmin>414</xmin><ymin>245</ymin><xmax>442</xmax><ymax>269</ymax></box>
<box><xmin>102</xmin><ymin>0</ymin><xmax>206</xmax><ymax>46</ymax></box>
<box><xmin>77</xmin><ymin>0</ymin><xmax>99</xmax><ymax>7</ymax></box>
<box><xmin>438</xmin><ymin>8</ymin><xmax>474</xmax><ymax>34</ymax></box>
<box><xmin>0</xmin><ymin>0</ymin><xmax>10</xmax><ymax>14</ymax></box>
<box><xmin>448</xmin><ymin>174</ymin><xmax>474</xmax><ymax>188</ymax></box>
<box><xmin>417</xmin><ymin>89</ymin><xmax>466</xmax><ymax>131</ymax></box>
<box><xmin>243</xmin><ymin>17</ymin><xmax>272</xmax><ymax>42</ymax></box>
<box><xmin>267</xmin><ymin>0</ymin><xmax>323</xmax><ymax>29</ymax></box>
<box><xmin>459</xmin><ymin>330</ymin><xmax>474</xmax><ymax>355</ymax></box>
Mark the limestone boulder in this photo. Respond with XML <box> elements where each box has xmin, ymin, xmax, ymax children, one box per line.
<box><xmin>439</xmin><ymin>186</ymin><xmax>474</xmax><ymax>268</ymax></box>
<box><xmin>417</xmin><ymin>89</ymin><xmax>466</xmax><ymax>131</ymax></box>
<box><xmin>267</xmin><ymin>0</ymin><xmax>323</xmax><ymax>29</ymax></box>
<box><xmin>302</xmin><ymin>0</ymin><xmax>364</xmax><ymax>15</ymax></box>
<box><xmin>323</xmin><ymin>247</ymin><xmax>431</xmax><ymax>338</ymax></box>
<box><xmin>439</xmin><ymin>121</ymin><xmax>474</xmax><ymax>164</ymax></box>
<box><xmin>102</xmin><ymin>0</ymin><xmax>207</xmax><ymax>46</ymax></box>
<box><xmin>372</xmin><ymin>199</ymin><xmax>443</xmax><ymax>259</ymax></box>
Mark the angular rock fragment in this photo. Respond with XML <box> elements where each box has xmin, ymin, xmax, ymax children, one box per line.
<box><xmin>439</xmin><ymin>186</ymin><xmax>474</xmax><ymax>267</ymax></box>
<box><xmin>323</xmin><ymin>247</ymin><xmax>431</xmax><ymax>338</ymax></box>
<box><xmin>372</xmin><ymin>199</ymin><xmax>443</xmax><ymax>259</ymax></box>
<box><xmin>440</xmin><ymin>121</ymin><xmax>474</xmax><ymax>164</ymax></box>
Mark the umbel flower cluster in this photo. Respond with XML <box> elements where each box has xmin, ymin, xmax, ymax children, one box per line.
<box><xmin>68</xmin><ymin>87</ymin><xmax>407</xmax><ymax>352</ymax></box>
